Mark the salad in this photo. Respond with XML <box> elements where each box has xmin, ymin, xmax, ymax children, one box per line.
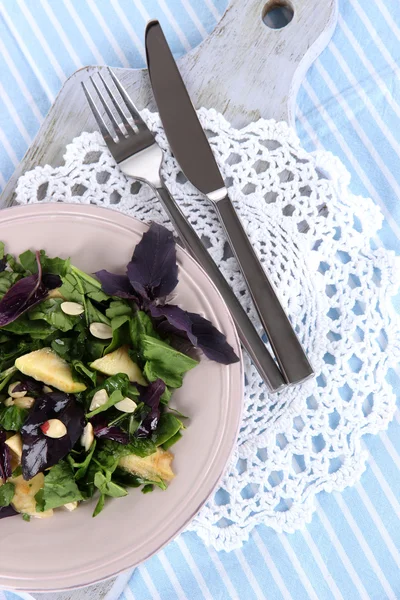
<box><xmin>0</xmin><ymin>223</ymin><xmax>239</xmax><ymax>520</ymax></box>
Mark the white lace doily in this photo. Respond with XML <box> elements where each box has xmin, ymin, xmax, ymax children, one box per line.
<box><xmin>15</xmin><ymin>109</ymin><xmax>400</xmax><ymax>551</ymax></box>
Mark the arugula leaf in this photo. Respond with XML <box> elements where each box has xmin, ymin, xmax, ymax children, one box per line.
<box><xmin>35</xmin><ymin>460</ymin><xmax>82</xmax><ymax>512</ymax></box>
<box><xmin>104</xmin><ymin>315</ymin><xmax>130</xmax><ymax>355</ymax></box>
<box><xmin>60</xmin><ymin>270</ymin><xmax>108</xmax><ymax>303</ymax></box>
<box><xmin>72</xmin><ymin>360</ymin><xmax>97</xmax><ymax>386</ymax></box>
<box><xmin>3</xmin><ymin>319</ymin><xmax>55</xmax><ymax>339</ymax></box>
<box><xmin>151</xmin><ymin>413</ymin><xmax>184</xmax><ymax>447</ymax></box>
<box><xmin>0</xmin><ymin>272</ymin><xmax>21</xmax><ymax>298</ymax></box>
<box><xmin>141</xmin><ymin>335</ymin><xmax>198</xmax><ymax>388</ymax></box>
<box><xmin>86</xmin><ymin>389</ymin><xmax>124</xmax><ymax>418</ymax></box>
<box><xmin>94</xmin><ymin>471</ymin><xmax>127</xmax><ymax>498</ymax></box>
<box><xmin>85</xmin><ymin>374</ymin><xmax>133</xmax><ymax>410</ymax></box>
<box><xmin>0</xmin><ymin>366</ymin><xmax>17</xmax><ymax>392</ymax></box>
<box><xmin>0</xmin><ymin>405</ymin><xmax>28</xmax><ymax>431</ymax></box>
<box><xmin>0</xmin><ymin>242</ymin><xmax>4</xmax><ymax>261</ymax></box>
<box><xmin>86</xmin><ymin>299</ymin><xmax>110</xmax><ymax>326</ymax></box>
<box><xmin>68</xmin><ymin>440</ymin><xmax>96</xmax><ymax>480</ymax></box>
<box><xmin>93</xmin><ymin>493</ymin><xmax>105</xmax><ymax>517</ymax></box>
<box><xmin>106</xmin><ymin>300</ymin><xmax>133</xmax><ymax>319</ymax></box>
<box><xmin>0</xmin><ymin>338</ymin><xmax>41</xmax><ymax>371</ymax></box>
<box><xmin>5</xmin><ymin>254</ymin><xmax>25</xmax><ymax>274</ymax></box>
<box><xmin>19</xmin><ymin>250</ymin><xmax>70</xmax><ymax>277</ymax></box>
<box><xmin>22</xmin><ymin>513</ymin><xmax>30</xmax><ymax>522</ymax></box>
<box><xmin>113</xmin><ymin>468</ymin><xmax>167</xmax><ymax>491</ymax></box>
<box><xmin>162</xmin><ymin>430</ymin><xmax>183</xmax><ymax>450</ymax></box>
<box><xmin>29</xmin><ymin>298</ymin><xmax>78</xmax><ymax>332</ymax></box>
<box><xmin>0</xmin><ymin>482</ymin><xmax>15</xmax><ymax>506</ymax></box>
<box><xmin>130</xmin><ymin>311</ymin><xmax>159</xmax><ymax>347</ymax></box>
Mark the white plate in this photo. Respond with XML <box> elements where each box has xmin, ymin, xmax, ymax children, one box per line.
<box><xmin>0</xmin><ymin>204</ymin><xmax>242</xmax><ymax>592</ymax></box>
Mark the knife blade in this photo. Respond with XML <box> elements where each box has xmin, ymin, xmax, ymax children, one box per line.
<box><xmin>145</xmin><ymin>19</ymin><xmax>314</xmax><ymax>385</ymax></box>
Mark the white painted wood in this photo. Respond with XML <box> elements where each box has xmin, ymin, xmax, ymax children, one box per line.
<box><xmin>0</xmin><ymin>0</ymin><xmax>337</xmax><ymax>209</ymax></box>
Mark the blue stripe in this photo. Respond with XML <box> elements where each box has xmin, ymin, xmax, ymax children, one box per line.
<box><xmin>1</xmin><ymin>1</ymin><xmax>400</xmax><ymax>600</ymax></box>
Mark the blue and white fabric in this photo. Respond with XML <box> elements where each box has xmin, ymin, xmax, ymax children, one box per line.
<box><xmin>0</xmin><ymin>1</ymin><xmax>400</xmax><ymax>599</ymax></box>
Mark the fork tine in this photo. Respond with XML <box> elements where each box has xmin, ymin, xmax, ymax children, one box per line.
<box><xmin>107</xmin><ymin>68</ymin><xmax>148</xmax><ymax>132</ymax></box>
<box><xmin>97</xmin><ymin>71</ymin><xmax>135</xmax><ymax>137</ymax></box>
<box><xmin>81</xmin><ymin>81</ymin><xmax>116</xmax><ymax>146</ymax></box>
<box><xmin>89</xmin><ymin>75</ymin><xmax>125</xmax><ymax>140</ymax></box>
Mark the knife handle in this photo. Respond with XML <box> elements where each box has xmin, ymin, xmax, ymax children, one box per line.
<box><xmin>156</xmin><ymin>184</ymin><xmax>285</xmax><ymax>392</ymax></box>
<box><xmin>213</xmin><ymin>194</ymin><xmax>314</xmax><ymax>385</ymax></box>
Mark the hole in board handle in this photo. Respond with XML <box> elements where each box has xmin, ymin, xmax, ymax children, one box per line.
<box><xmin>262</xmin><ymin>1</ymin><xmax>294</xmax><ymax>29</ymax></box>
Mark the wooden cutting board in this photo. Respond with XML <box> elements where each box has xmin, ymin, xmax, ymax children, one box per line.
<box><xmin>2</xmin><ymin>1</ymin><xmax>338</xmax><ymax>598</ymax></box>
<box><xmin>0</xmin><ymin>0</ymin><xmax>337</xmax><ymax>210</ymax></box>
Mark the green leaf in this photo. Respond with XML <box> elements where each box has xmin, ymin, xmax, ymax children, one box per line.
<box><xmin>0</xmin><ymin>271</ymin><xmax>21</xmax><ymax>298</ymax></box>
<box><xmin>141</xmin><ymin>335</ymin><xmax>198</xmax><ymax>388</ymax></box>
<box><xmin>72</xmin><ymin>360</ymin><xmax>97</xmax><ymax>386</ymax></box>
<box><xmin>12</xmin><ymin>465</ymin><xmax>22</xmax><ymax>477</ymax></box>
<box><xmin>0</xmin><ymin>404</ymin><xmax>28</xmax><ymax>431</ymax></box>
<box><xmin>19</xmin><ymin>249</ymin><xmax>70</xmax><ymax>277</ymax></box>
<box><xmin>160</xmin><ymin>386</ymin><xmax>172</xmax><ymax>405</ymax></box>
<box><xmin>68</xmin><ymin>440</ymin><xmax>97</xmax><ymax>480</ymax></box>
<box><xmin>86</xmin><ymin>300</ymin><xmax>110</xmax><ymax>326</ymax></box>
<box><xmin>59</xmin><ymin>273</ymin><xmax>84</xmax><ymax>303</ymax></box>
<box><xmin>113</xmin><ymin>468</ymin><xmax>167</xmax><ymax>491</ymax></box>
<box><xmin>0</xmin><ymin>339</ymin><xmax>41</xmax><ymax>371</ymax></box>
<box><xmin>0</xmin><ymin>241</ymin><xmax>5</xmax><ymax>260</ymax></box>
<box><xmin>106</xmin><ymin>300</ymin><xmax>133</xmax><ymax>319</ymax></box>
<box><xmin>142</xmin><ymin>484</ymin><xmax>154</xmax><ymax>494</ymax></box>
<box><xmin>103</xmin><ymin>315</ymin><xmax>130</xmax><ymax>355</ymax></box>
<box><xmin>0</xmin><ymin>482</ymin><xmax>15</xmax><ymax>506</ymax></box>
<box><xmin>94</xmin><ymin>472</ymin><xmax>127</xmax><ymax>498</ymax></box>
<box><xmin>3</xmin><ymin>319</ymin><xmax>55</xmax><ymax>339</ymax></box>
<box><xmin>34</xmin><ymin>460</ymin><xmax>82</xmax><ymax>512</ymax></box>
<box><xmin>85</xmin><ymin>373</ymin><xmax>131</xmax><ymax>410</ymax></box>
<box><xmin>28</xmin><ymin>298</ymin><xmax>78</xmax><ymax>332</ymax></box>
<box><xmin>162</xmin><ymin>430</ymin><xmax>183</xmax><ymax>450</ymax></box>
<box><xmin>6</xmin><ymin>254</ymin><xmax>25</xmax><ymax>274</ymax></box>
<box><xmin>0</xmin><ymin>366</ymin><xmax>18</xmax><ymax>392</ymax></box>
<box><xmin>19</xmin><ymin>249</ymin><xmax>38</xmax><ymax>274</ymax></box>
<box><xmin>92</xmin><ymin>493</ymin><xmax>105</xmax><ymax>517</ymax></box>
<box><xmin>22</xmin><ymin>513</ymin><xmax>30</xmax><ymax>522</ymax></box>
<box><xmin>85</xmin><ymin>389</ymin><xmax>124</xmax><ymax>418</ymax></box>
<box><xmin>129</xmin><ymin>311</ymin><xmax>160</xmax><ymax>347</ymax></box>
<box><xmin>151</xmin><ymin>413</ymin><xmax>184</xmax><ymax>447</ymax></box>
<box><xmin>70</xmin><ymin>266</ymin><xmax>109</xmax><ymax>302</ymax></box>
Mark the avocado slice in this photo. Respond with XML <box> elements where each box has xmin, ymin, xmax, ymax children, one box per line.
<box><xmin>90</xmin><ymin>345</ymin><xmax>146</xmax><ymax>385</ymax></box>
<box><xmin>118</xmin><ymin>447</ymin><xmax>174</xmax><ymax>483</ymax></box>
<box><xmin>15</xmin><ymin>348</ymin><xmax>87</xmax><ymax>394</ymax></box>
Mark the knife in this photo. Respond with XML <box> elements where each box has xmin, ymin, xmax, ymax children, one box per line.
<box><xmin>145</xmin><ymin>20</ymin><xmax>314</xmax><ymax>385</ymax></box>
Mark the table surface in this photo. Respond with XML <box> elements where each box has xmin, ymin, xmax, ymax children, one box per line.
<box><xmin>0</xmin><ymin>1</ymin><xmax>400</xmax><ymax>599</ymax></box>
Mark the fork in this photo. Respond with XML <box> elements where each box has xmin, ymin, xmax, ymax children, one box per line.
<box><xmin>82</xmin><ymin>68</ymin><xmax>285</xmax><ymax>392</ymax></box>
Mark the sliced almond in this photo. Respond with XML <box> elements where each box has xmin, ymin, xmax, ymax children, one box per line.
<box><xmin>8</xmin><ymin>382</ymin><xmax>27</xmax><ymax>399</ymax></box>
<box><xmin>61</xmin><ymin>301</ymin><xmax>85</xmax><ymax>316</ymax></box>
<box><xmin>89</xmin><ymin>389</ymin><xmax>109</xmax><ymax>411</ymax></box>
<box><xmin>14</xmin><ymin>396</ymin><xmax>35</xmax><ymax>410</ymax></box>
<box><xmin>5</xmin><ymin>433</ymin><xmax>22</xmax><ymax>459</ymax></box>
<box><xmin>4</xmin><ymin>397</ymin><xmax>14</xmax><ymax>407</ymax></box>
<box><xmin>80</xmin><ymin>422</ymin><xmax>94</xmax><ymax>452</ymax></box>
<box><xmin>43</xmin><ymin>385</ymin><xmax>53</xmax><ymax>393</ymax></box>
<box><xmin>115</xmin><ymin>397</ymin><xmax>137</xmax><ymax>414</ymax></box>
<box><xmin>63</xmin><ymin>501</ymin><xmax>78</xmax><ymax>511</ymax></box>
<box><xmin>40</xmin><ymin>418</ymin><xmax>67</xmax><ymax>439</ymax></box>
<box><xmin>89</xmin><ymin>322</ymin><xmax>113</xmax><ymax>339</ymax></box>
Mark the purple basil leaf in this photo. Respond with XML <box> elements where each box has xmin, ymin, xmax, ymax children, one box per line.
<box><xmin>0</xmin><ymin>505</ymin><xmax>18</xmax><ymax>519</ymax></box>
<box><xmin>127</xmin><ymin>223</ymin><xmax>178</xmax><ymax>301</ymax></box>
<box><xmin>42</xmin><ymin>273</ymin><xmax>62</xmax><ymax>290</ymax></box>
<box><xmin>94</xmin><ymin>270</ymin><xmax>136</xmax><ymax>299</ymax></box>
<box><xmin>21</xmin><ymin>392</ymin><xmax>85</xmax><ymax>480</ymax></box>
<box><xmin>151</xmin><ymin>304</ymin><xmax>240</xmax><ymax>365</ymax></box>
<box><xmin>0</xmin><ymin>429</ymin><xmax>12</xmax><ymax>482</ymax></box>
<box><xmin>135</xmin><ymin>379</ymin><xmax>165</xmax><ymax>438</ymax></box>
<box><xmin>0</xmin><ymin>252</ymin><xmax>61</xmax><ymax>327</ymax></box>
<box><xmin>187</xmin><ymin>311</ymin><xmax>240</xmax><ymax>365</ymax></box>
<box><xmin>91</xmin><ymin>415</ymin><xmax>130</xmax><ymax>445</ymax></box>
<box><xmin>12</xmin><ymin>378</ymin><xmax>44</xmax><ymax>396</ymax></box>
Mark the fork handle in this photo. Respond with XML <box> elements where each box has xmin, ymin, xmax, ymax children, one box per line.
<box><xmin>214</xmin><ymin>194</ymin><xmax>314</xmax><ymax>385</ymax></box>
<box><xmin>156</xmin><ymin>183</ymin><xmax>285</xmax><ymax>392</ymax></box>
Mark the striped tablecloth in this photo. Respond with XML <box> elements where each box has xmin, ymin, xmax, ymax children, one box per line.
<box><xmin>1</xmin><ymin>1</ymin><xmax>400</xmax><ymax>599</ymax></box>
